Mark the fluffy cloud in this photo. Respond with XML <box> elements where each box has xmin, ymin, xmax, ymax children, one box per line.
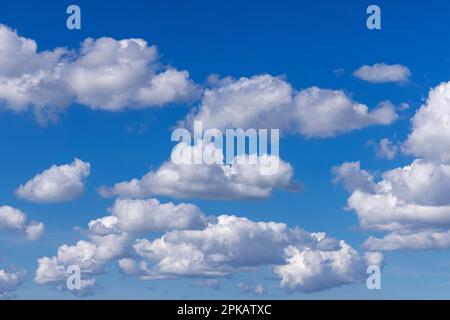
<box><xmin>274</xmin><ymin>243</ymin><xmax>372</xmax><ymax>293</ymax></box>
<box><xmin>0</xmin><ymin>24</ymin><xmax>198</xmax><ymax>121</ymax></box>
<box><xmin>131</xmin><ymin>215</ymin><xmax>308</xmax><ymax>278</ymax></box>
<box><xmin>34</xmin><ymin>198</ymin><xmax>208</xmax><ymax>295</ymax></box>
<box><xmin>35</xmin><ymin>241</ymin><xmax>115</xmax><ymax>297</ymax></box>
<box><xmin>334</xmin><ymin>159</ymin><xmax>450</xmax><ymax>250</ymax></box>
<box><xmin>34</xmin><ymin>256</ymin><xmax>97</xmax><ymax>297</ymax></box>
<box><xmin>65</xmin><ymin>37</ymin><xmax>198</xmax><ymax>110</ymax></box>
<box><xmin>15</xmin><ymin>159</ymin><xmax>90</xmax><ymax>203</ymax></box>
<box><xmin>353</xmin><ymin>63</ymin><xmax>411</xmax><ymax>83</ymax></box>
<box><xmin>0</xmin><ymin>206</ymin><xmax>44</xmax><ymax>240</ymax></box>
<box><xmin>99</xmin><ymin>141</ymin><xmax>298</xmax><ymax>200</ymax></box>
<box><xmin>0</xmin><ymin>25</ymin><xmax>70</xmax><ymax>118</ymax></box>
<box><xmin>24</xmin><ymin>222</ymin><xmax>45</xmax><ymax>241</ymax></box>
<box><xmin>0</xmin><ymin>268</ymin><xmax>26</xmax><ymax>299</ymax></box>
<box><xmin>185</xmin><ymin>75</ymin><xmax>397</xmax><ymax>138</ymax></box>
<box><xmin>0</xmin><ymin>24</ymin><xmax>398</xmax><ymax>136</ymax></box>
<box><xmin>403</xmin><ymin>81</ymin><xmax>450</xmax><ymax>162</ymax></box>
<box><xmin>127</xmin><ymin>215</ymin><xmax>379</xmax><ymax>293</ymax></box>
<box><xmin>91</xmin><ymin>198</ymin><xmax>208</xmax><ymax>233</ymax></box>
<box><xmin>337</xmin><ymin>159</ymin><xmax>450</xmax><ymax>209</ymax></box>
<box><xmin>36</xmin><ymin>198</ymin><xmax>378</xmax><ymax>294</ymax></box>
<box><xmin>335</xmin><ymin>160</ymin><xmax>450</xmax><ymax>231</ymax></box>
<box><xmin>334</xmin><ymin>80</ymin><xmax>450</xmax><ymax>251</ymax></box>
<box><xmin>294</xmin><ymin>90</ymin><xmax>396</xmax><ymax>137</ymax></box>
<box><xmin>186</xmin><ymin>75</ymin><xmax>293</xmax><ymax>130</ymax></box>
<box><xmin>364</xmin><ymin>229</ymin><xmax>450</xmax><ymax>251</ymax></box>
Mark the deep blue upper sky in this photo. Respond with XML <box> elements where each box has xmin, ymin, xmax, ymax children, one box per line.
<box><xmin>0</xmin><ymin>0</ymin><xmax>450</xmax><ymax>299</ymax></box>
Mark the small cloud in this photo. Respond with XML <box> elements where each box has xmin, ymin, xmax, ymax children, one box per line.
<box><xmin>333</xmin><ymin>68</ymin><xmax>345</xmax><ymax>76</ymax></box>
<box><xmin>0</xmin><ymin>267</ymin><xmax>26</xmax><ymax>299</ymax></box>
<box><xmin>354</xmin><ymin>63</ymin><xmax>411</xmax><ymax>84</ymax></box>
<box><xmin>125</xmin><ymin>115</ymin><xmax>155</xmax><ymax>135</ymax></box>
<box><xmin>254</xmin><ymin>284</ymin><xmax>267</xmax><ymax>295</ymax></box>
<box><xmin>192</xmin><ymin>279</ymin><xmax>221</xmax><ymax>290</ymax></box>
<box><xmin>0</xmin><ymin>206</ymin><xmax>44</xmax><ymax>241</ymax></box>
<box><xmin>399</xmin><ymin>102</ymin><xmax>410</xmax><ymax>111</ymax></box>
<box><xmin>237</xmin><ymin>282</ymin><xmax>267</xmax><ymax>295</ymax></box>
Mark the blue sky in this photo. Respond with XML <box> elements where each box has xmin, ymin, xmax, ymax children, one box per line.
<box><xmin>1</xmin><ymin>0</ymin><xmax>450</xmax><ymax>299</ymax></box>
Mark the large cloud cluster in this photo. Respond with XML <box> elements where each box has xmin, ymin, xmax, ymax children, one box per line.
<box><xmin>34</xmin><ymin>198</ymin><xmax>209</xmax><ymax>295</ymax></box>
<box><xmin>334</xmin><ymin>81</ymin><xmax>450</xmax><ymax>251</ymax></box>
<box><xmin>0</xmin><ymin>24</ymin><xmax>398</xmax><ymax>139</ymax></box>
<box><xmin>35</xmin><ymin>198</ymin><xmax>380</xmax><ymax>295</ymax></box>
<box><xmin>0</xmin><ymin>23</ymin><xmax>412</xmax><ymax>298</ymax></box>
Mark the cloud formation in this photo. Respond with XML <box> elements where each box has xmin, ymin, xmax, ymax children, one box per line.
<box><xmin>0</xmin><ymin>206</ymin><xmax>44</xmax><ymax>240</ymax></box>
<box><xmin>125</xmin><ymin>215</ymin><xmax>379</xmax><ymax>293</ymax></box>
<box><xmin>354</xmin><ymin>63</ymin><xmax>411</xmax><ymax>83</ymax></box>
<box><xmin>0</xmin><ymin>24</ymin><xmax>398</xmax><ymax>137</ymax></box>
<box><xmin>403</xmin><ymin>81</ymin><xmax>450</xmax><ymax>162</ymax></box>
<box><xmin>15</xmin><ymin>158</ymin><xmax>90</xmax><ymax>203</ymax></box>
<box><xmin>99</xmin><ymin>141</ymin><xmax>299</xmax><ymax>200</ymax></box>
<box><xmin>237</xmin><ymin>282</ymin><xmax>267</xmax><ymax>295</ymax></box>
<box><xmin>35</xmin><ymin>198</ymin><xmax>381</xmax><ymax>295</ymax></box>
<box><xmin>333</xmin><ymin>81</ymin><xmax>450</xmax><ymax>251</ymax></box>
<box><xmin>34</xmin><ymin>198</ymin><xmax>208</xmax><ymax>295</ymax></box>
<box><xmin>334</xmin><ymin>159</ymin><xmax>450</xmax><ymax>232</ymax></box>
<box><xmin>0</xmin><ymin>268</ymin><xmax>26</xmax><ymax>299</ymax></box>
<box><xmin>0</xmin><ymin>24</ymin><xmax>198</xmax><ymax>121</ymax></box>
<box><xmin>373</xmin><ymin>138</ymin><xmax>399</xmax><ymax>160</ymax></box>
<box><xmin>185</xmin><ymin>75</ymin><xmax>397</xmax><ymax>138</ymax></box>
<box><xmin>274</xmin><ymin>243</ymin><xmax>377</xmax><ymax>293</ymax></box>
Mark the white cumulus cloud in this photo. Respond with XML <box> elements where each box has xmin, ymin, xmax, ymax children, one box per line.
<box><xmin>274</xmin><ymin>242</ymin><xmax>370</xmax><ymax>293</ymax></box>
<box><xmin>364</xmin><ymin>229</ymin><xmax>450</xmax><ymax>251</ymax></box>
<box><xmin>15</xmin><ymin>158</ymin><xmax>90</xmax><ymax>203</ymax></box>
<box><xmin>334</xmin><ymin>159</ymin><xmax>450</xmax><ymax>250</ymax></box>
<box><xmin>128</xmin><ymin>215</ymin><xmax>379</xmax><ymax>293</ymax></box>
<box><xmin>185</xmin><ymin>74</ymin><xmax>397</xmax><ymax>138</ymax></box>
<box><xmin>35</xmin><ymin>198</ymin><xmax>379</xmax><ymax>295</ymax></box>
<box><xmin>0</xmin><ymin>205</ymin><xmax>44</xmax><ymax>240</ymax></box>
<box><xmin>0</xmin><ymin>268</ymin><xmax>26</xmax><ymax>299</ymax></box>
<box><xmin>0</xmin><ymin>24</ymin><xmax>199</xmax><ymax>122</ymax></box>
<box><xmin>403</xmin><ymin>81</ymin><xmax>450</xmax><ymax>162</ymax></box>
<box><xmin>99</xmin><ymin>141</ymin><xmax>299</xmax><ymax>200</ymax></box>
<box><xmin>334</xmin><ymin>80</ymin><xmax>450</xmax><ymax>251</ymax></box>
<box><xmin>34</xmin><ymin>198</ymin><xmax>208</xmax><ymax>295</ymax></box>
